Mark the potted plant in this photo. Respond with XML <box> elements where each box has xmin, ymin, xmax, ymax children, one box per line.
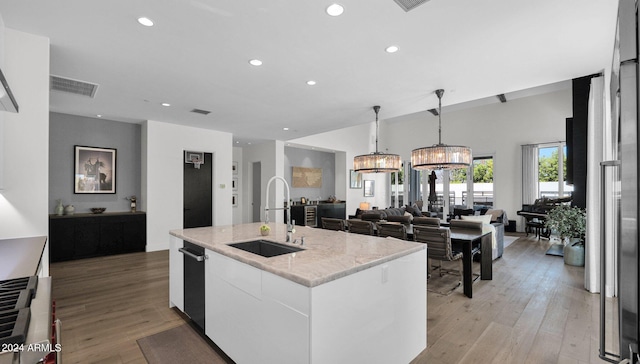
<box><xmin>259</xmin><ymin>224</ymin><xmax>271</xmax><ymax>236</ymax></box>
<box><xmin>544</xmin><ymin>205</ymin><xmax>587</xmax><ymax>266</ymax></box>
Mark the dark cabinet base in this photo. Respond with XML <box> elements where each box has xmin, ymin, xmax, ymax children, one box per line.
<box><xmin>49</xmin><ymin>212</ymin><xmax>146</xmax><ymax>262</ymax></box>
<box><xmin>287</xmin><ymin>203</ymin><xmax>346</xmax><ymax>227</ymax></box>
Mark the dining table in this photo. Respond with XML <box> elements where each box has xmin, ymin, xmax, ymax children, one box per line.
<box><xmin>356</xmin><ymin>220</ymin><xmax>493</xmax><ymax>298</ymax></box>
<box><xmin>449</xmin><ymin>228</ymin><xmax>492</xmax><ymax>298</ymax></box>
<box><xmin>407</xmin><ymin>224</ymin><xmax>491</xmax><ymax>298</ymax></box>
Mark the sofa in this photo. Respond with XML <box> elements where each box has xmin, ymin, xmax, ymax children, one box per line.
<box><xmin>457</xmin><ymin>208</ymin><xmax>507</xmax><ymax>260</ymax></box>
<box><xmin>355</xmin><ymin>207</ymin><xmax>412</xmax><ymax>225</ymax></box>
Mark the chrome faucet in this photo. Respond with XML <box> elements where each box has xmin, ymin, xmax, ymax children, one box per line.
<box><xmin>264</xmin><ymin>176</ymin><xmax>293</xmax><ymax>242</ymax></box>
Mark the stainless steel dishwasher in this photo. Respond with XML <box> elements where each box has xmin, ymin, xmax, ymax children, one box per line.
<box><xmin>179</xmin><ymin>241</ymin><xmax>207</xmax><ymax>332</ymax></box>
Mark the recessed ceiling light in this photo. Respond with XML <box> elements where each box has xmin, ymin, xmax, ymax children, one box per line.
<box><xmin>306</xmin><ymin>80</ymin><xmax>317</xmax><ymax>86</ymax></box>
<box><xmin>249</xmin><ymin>59</ymin><xmax>263</xmax><ymax>66</ymax></box>
<box><xmin>161</xmin><ymin>102</ymin><xmax>171</xmax><ymax>107</ymax></box>
<box><xmin>385</xmin><ymin>45</ymin><xmax>399</xmax><ymax>53</ymax></box>
<box><xmin>326</xmin><ymin>3</ymin><xmax>344</xmax><ymax>16</ymax></box>
<box><xmin>137</xmin><ymin>17</ymin><xmax>154</xmax><ymax>27</ymax></box>
<box><xmin>235</xmin><ymin>141</ymin><xmax>239</xmax><ymax>144</ymax></box>
<box><xmin>283</xmin><ymin>127</ymin><xmax>289</xmax><ymax>131</ymax></box>
<box><xmin>97</xmin><ymin>114</ymin><xmax>102</xmax><ymax>118</ymax></box>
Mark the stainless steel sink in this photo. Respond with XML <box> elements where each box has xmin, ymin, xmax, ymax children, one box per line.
<box><xmin>228</xmin><ymin>240</ymin><xmax>303</xmax><ymax>257</ymax></box>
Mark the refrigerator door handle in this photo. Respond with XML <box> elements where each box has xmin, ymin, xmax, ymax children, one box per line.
<box><xmin>599</xmin><ymin>160</ymin><xmax>621</xmax><ymax>363</ymax></box>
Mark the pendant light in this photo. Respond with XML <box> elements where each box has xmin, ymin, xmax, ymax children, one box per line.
<box><xmin>411</xmin><ymin>89</ymin><xmax>472</xmax><ymax>170</ymax></box>
<box><xmin>353</xmin><ymin>105</ymin><xmax>401</xmax><ymax>173</ymax></box>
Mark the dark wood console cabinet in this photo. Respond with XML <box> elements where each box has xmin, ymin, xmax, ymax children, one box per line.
<box><xmin>49</xmin><ymin>211</ymin><xmax>146</xmax><ymax>262</ymax></box>
<box><xmin>287</xmin><ymin>203</ymin><xmax>346</xmax><ymax>227</ymax></box>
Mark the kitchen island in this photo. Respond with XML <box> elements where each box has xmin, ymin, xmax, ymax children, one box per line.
<box><xmin>169</xmin><ymin>222</ymin><xmax>426</xmax><ymax>364</ymax></box>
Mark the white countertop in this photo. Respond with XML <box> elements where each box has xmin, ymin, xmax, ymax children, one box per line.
<box><xmin>0</xmin><ymin>236</ymin><xmax>47</xmax><ymax>280</ymax></box>
<box><xmin>170</xmin><ymin>222</ymin><xmax>425</xmax><ymax>287</ymax></box>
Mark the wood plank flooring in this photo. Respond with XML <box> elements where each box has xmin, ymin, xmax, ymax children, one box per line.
<box><xmin>50</xmin><ymin>234</ymin><xmax>617</xmax><ymax>363</ymax></box>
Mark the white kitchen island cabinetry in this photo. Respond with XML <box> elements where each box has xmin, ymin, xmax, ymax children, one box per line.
<box><xmin>171</xmin><ymin>223</ymin><xmax>426</xmax><ymax>364</ymax></box>
<box><xmin>168</xmin><ymin>235</ymin><xmax>184</xmax><ymax>312</ymax></box>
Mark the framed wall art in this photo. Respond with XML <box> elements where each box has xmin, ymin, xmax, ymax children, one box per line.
<box><xmin>350</xmin><ymin>169</ymin><xmax>362</xmax><ymax>189</ymax></box>
<box><xmin>363</xmin><ymin>180</ymin><xmax>374</xmax><ymax>197</ymax></box>
<box><xmin>74</xmin><ymin>145</ymin><xmax>117</xmax><ymax>194</ymax></box>
<box><xmin>292</xmin><ymin>167</ymin><xmax>322</xmax><ymax>188</ymax></box>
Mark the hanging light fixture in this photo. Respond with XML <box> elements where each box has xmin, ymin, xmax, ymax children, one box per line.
<box><xmin>411</xmin><ymin>89</ymin><xmax>472</xmax><ymax>170</ymax></box>
<box><xmin>353</xmin><ymin>105</ymin><xmax>401</xmax><ymax>173</ymax></box>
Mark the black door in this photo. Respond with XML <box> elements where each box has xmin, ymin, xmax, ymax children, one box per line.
<box><xmin>184</xmin><ymin>153</ymin><xmax>212</xmax><ymax>228</ymax></box>
<box><xmin>182</xmin><ymin>152</ymin><xmax>211</xmax><ymax>333</ymax></box>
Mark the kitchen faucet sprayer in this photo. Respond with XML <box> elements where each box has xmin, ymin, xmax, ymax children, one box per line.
<box><xmin>264</xmin><ymin>176</ymin><xmax>293</xmax><ymax>242</ymax></box>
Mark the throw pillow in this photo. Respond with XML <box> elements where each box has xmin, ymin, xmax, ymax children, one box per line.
<box><xmin>461</xmin><ymin>214</ymin><xmax>491</xmax><ymax>224</ymax></box>
<box><xmin>404</xmin><ymin>211</ymin><xmax>414</xmax><ymax>221</ymax></box>
<box><xmin>410</xmin><ymin>203</ymin><xmax>423</xmax><ymax>217</ymax></box>
<box><xmin>484</xmin><ymin>209</ymin><xmax>503</xmax><ymax>222</ymax></box>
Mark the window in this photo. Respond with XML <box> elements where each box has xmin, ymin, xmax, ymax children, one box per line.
<box><xmin>451</xmin><ymin>156</ymin><xmax>494</xmax><ymax>207</ymax></box>
<box><xmin>472</xmin><ymin>156</ymin><xmax>494</xmax><ymax>207</ymax></box>
<box><xmin>390</xmin><ymin>168</ymin><xmax>404</xmax><ymax>207</ymax></box>
<box><xmin>538</xmin><ymin>144</ymin><xmax>572</xmax><ymax>199</ymax></box>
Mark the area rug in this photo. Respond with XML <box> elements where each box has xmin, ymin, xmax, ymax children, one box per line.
<box><xmin>137</xmin><ymin>324</ymin><xmax>233</xmax><ymax>364</ymax></box>
<box><xmin>503</xmin><ymin>235</ymin><xmax>519</xmax><ymax>249</ymax></box>
<box><xmin>545</xmin><ymin>243</ymin><xmax>564</xmax><ymax>256</ymax></box>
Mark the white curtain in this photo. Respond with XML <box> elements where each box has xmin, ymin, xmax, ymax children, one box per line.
<box><xmin>585</xmin><ymin>76</ymin><xmax>610</xmax><ymax>294</ymax></box>
<box><xmin>521</xmin><ymin>144</ymin><xmax>539</xmax><ymax>205</ymax></box>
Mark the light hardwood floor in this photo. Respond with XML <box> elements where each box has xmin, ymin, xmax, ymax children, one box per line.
<box><xmin>50</xmin><ymin>234</ymin><xmax>617</xmax><ymax>363</ymax></box>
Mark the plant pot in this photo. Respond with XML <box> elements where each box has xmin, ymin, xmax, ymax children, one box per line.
<box><xmin>563</xmin><ymin>241</ymin><xmax>585</xmax><ymax>267</ymax></box>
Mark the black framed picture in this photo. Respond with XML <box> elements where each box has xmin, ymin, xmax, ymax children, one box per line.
<box><xmin>74</xmin><ymin>145</ymin><xmax>117</xmax><ymax>194</ymax></box>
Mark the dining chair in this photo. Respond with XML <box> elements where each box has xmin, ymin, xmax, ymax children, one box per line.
<box><xmin>376</xmin><ymin>222</ymin><xmax>407</xmax><ymax>240</ymax></box>
<box><xmin>413</xmin><ymin>225</ymin><xmax>462</xmax><ymax>281</ymax></box>
<box><xmin>449</xmin><ymin>219</ymin><xmax>483</xmax><ymax>232</ymax></box>
<box><xmin>449</xmin><ymin>219</ymin><xmax>484</xmax><ymax>257</ymax></box>
<box><xmin>321</xmin><ymin>217</ymin><xmax>346</xmax><ymax>231</ymax></box>
<box><xmin>412</xmin><ymin>216</ymin><xmax>441</xmax><ymax>227</ymax></box>
<box><xmin>346</xmin><ymin>220</ymin><xmax>375</xmax><ymax>235</ymax></box>
<box><xmin>449</xmin><ymin>219</ymin><xmax>484</xmax><ymax>275</ymax></box>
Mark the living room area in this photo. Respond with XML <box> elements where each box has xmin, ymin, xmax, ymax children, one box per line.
<box><xmin>238</xmin><ymin>79</ymin><xmax>574</xmax><ymax>235</ymax></box>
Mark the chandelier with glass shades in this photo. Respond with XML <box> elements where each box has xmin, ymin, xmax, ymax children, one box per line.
<box><xmin>411</xmin><ymin>89</ymin><xmax>472</xmax><ymax>170</ymax></box>
<box><xmin>353</xmin><ymin>105</ymin><xmax>401</xmax><ymax>173</ymax></box>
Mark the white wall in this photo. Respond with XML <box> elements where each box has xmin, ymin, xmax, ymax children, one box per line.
<box><xmin>142</xmin><ymin>120</ymin><xmax>233</xmax><ymax>251</ymax></box>
<box><xmin>288</xmin><ymin>122</ymin><xmax>391</xmax><ymax>216</ymax></box>
<box><xmin>383</xmin><ymin>89</ymin><xmax>572</xmax><ymax>230</ymax></box>
<box><xmin>241</xmin><ymin>140</ymin><xmax>284</xmax><ymax>224</ymax></box>
<box><xmin>232</xmin><ymin>146</ymin><xmax>243</xmax><ymax>224</ymax></box>
<box><xmin>0</xmin><ymin>29</ymin><xmax>50</xmax><ymax>274</ymax></box>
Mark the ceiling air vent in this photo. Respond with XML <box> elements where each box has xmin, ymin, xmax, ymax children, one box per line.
<box><xmin>50</xmin><ymin>75</ymin><xmax>99</xmax><ymax>98</ymax></box>
<box><xmin>191</xmin><ymin>108</ymin><xmax>211</xmax><ymax>115</ymax></box>
<box><xmin>393</xmin><ymin>0</ymin><xmax>431</xmax><ymax>12</ymax></box>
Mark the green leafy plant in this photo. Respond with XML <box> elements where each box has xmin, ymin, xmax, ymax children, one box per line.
<box><xmin>544</xmin><ymin>205</ymin><xmax>586</xmax><ymax>244</ymax></box>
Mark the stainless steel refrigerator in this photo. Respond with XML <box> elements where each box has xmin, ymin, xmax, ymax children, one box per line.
<box><xmin>616</xmin><ymin>0</ymin><xmax>639</xmax><ymax>361</ymax></box>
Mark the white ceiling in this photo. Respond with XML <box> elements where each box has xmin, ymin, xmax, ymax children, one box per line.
<box><xmin>0</xmin><ymin>0</ymin><xmax>619</xmax><ymax>145</ymax></box>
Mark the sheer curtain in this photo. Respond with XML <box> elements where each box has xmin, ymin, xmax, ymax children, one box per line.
<box><xmin>521</xmin><ymin>144</ymin><xmax>539</xmax><ymax>205</ymax></box>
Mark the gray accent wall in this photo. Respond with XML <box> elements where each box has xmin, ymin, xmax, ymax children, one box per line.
<box><xmin>49</xmin><ymin>113</ymin><xmax>141</xmax><ymax>214</ymax></box>
<box><xmin>284</xmin><ymin>146</ymin><xmax>335</xmax><ymax>202</ymax></box>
